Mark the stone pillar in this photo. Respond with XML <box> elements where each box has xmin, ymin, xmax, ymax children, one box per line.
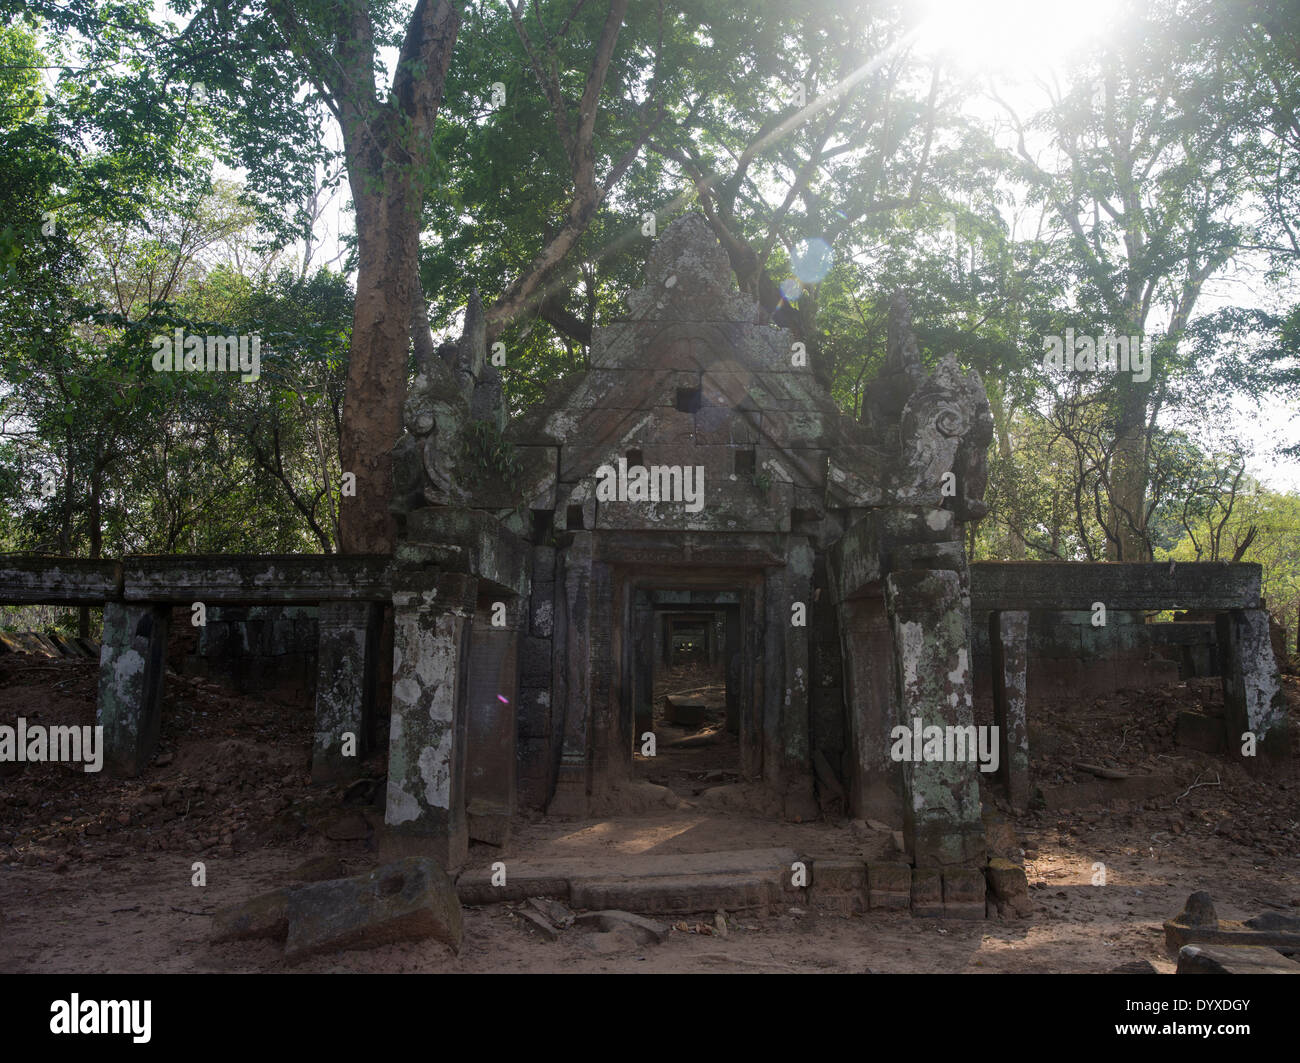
<box><xmin>97</xmin><ymin>602</ymin><xmax>170</xmax><ymax>776</ymax></box>
<box><xmin>311</xmin><ymin>601</ymin><xmax>381</xmax><ymax>784</ymax></box>
<box><xmin>588</xmin><ymin>559</ymin><xmax>621</xmax><ymax>790</ymax></box>
<box><xmin>550</xmin><ymin>532</ymin><xmax>592</xmax><ymax>816</ymax></box>
<box><xmin>838</xmin><ymin>591</ymin><xmax>902</xmax><ymax>822</ymax></box>
<box><xmin>766</xmin><ymin>540</ymin><xmax>818</xmax><ymax>821</ymax></box>
<box><xmin>465</xmin><ymin>596</ymin><xmax>521</xmax><ymax>846</ymax></box>
<box><xmin>632</xmin><ymin>594</ymin><xmax>655</xmax><ymax>746</ymax></box>
<box><xmin>1217</xmin><ymin>608</ymin><xmax>1287</xmax><ymax>763</ymax></box>
<box><xmin>724</xmin><ymin>605</ymin><xmax>741</xmax><ymax>735</ymax></box>
<box><xmin>885</xmin><ymin>568</ymin><xmax>986</xmax><ymax>867</ymax></box>
<box><xmin>384</xmin><ymin>571</ymin><xmax>476</xmax><ymax>870</ymax></box>
<box><xmin>989</xmin><ymin>610</ymin><xmax>1029</xmax><ymax>810</ymax></box>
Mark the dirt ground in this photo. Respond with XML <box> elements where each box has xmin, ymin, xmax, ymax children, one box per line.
<box><xmin>0</xmin><ymin>649</ymin><xmax>1296</xmax><ymax>974</ymax></box>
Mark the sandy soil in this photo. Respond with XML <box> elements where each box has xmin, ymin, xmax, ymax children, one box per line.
<box><xmin>0</xmin><ymin>650</ymin><xmax>1295</xmax><ymax>974</ymax></box>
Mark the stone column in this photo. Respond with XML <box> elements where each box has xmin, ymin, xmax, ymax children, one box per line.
<box><xmin>885</xmin><ymin>568</ymin><xmax>986</xmax><ymax>868</ymax></box>
<box><xmin>465</xmin><ymin>596</ymin><xmax>522</xmax><ymax>846</ymax></box>
<box><xmin>989</xmin><ymin>610</ymin><xmax>1029</xmax><ymax>810</ymax></box>
<box><xmin>97</xmin><ymin>602</ymin><xmax>171</xmax><ymax>776</ymax></box>
<box><xmin>550</xmin><ymin>532</ymin><xmax>592</xmax><ymax>816</ymax></box>
<box><xmin>311</xmin><ymin>601</ymin><xmax>381</xmax><ymax>784</ymax></box>
<box><xmin>588</xmin><ymin>559</ymin><xmax>621</xmax><ymax>791</ymax></box>
<box><xmin>384</xmin><ymin>571</ymin><xmax>476</xmax><ymax>870</ymax></box>
<box><xmin>766</xmin><ymin>540</ymin><xmax>818</xmax><ymax>821</ymax></box>
<box><xmin>837</xmin><ymin>591</ymin><xmax>902</xmax><ymax>822</ymax></box>
<box><xmin>724</xmin><ymin>605</ymin><xmax>741</xmax><ymax>735</ymax></box>
<box><xmin>632</xmin><ymin>593</ymin><xmax>655</xmax><ymax>746</ymax></box>
<box><xmin>1217</xmin><ymin>608</ymin><xmax>1287</xmax><ymax>763</ymax></box>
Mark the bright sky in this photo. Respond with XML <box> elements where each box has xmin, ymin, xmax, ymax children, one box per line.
<box><xmin>912</xmin><ymin>0</ymin><xmax>1299</xmax><ymax>492</ymax></box>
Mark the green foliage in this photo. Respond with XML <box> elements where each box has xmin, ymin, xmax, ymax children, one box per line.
<box><xmin>459</xmin><ymin>419</ymin><xmax>522</xmax><ymax>489</ymax></box>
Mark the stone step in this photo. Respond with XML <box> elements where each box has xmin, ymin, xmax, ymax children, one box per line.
<box><xmin>456</xmin><ymin>846</ymin><xmax>798</xmax><ymax>909</ymax></box>
<box><xmin>571</xmin><ymin>872</ymin><xmax>782</xmax><ymax>914</ymax></box>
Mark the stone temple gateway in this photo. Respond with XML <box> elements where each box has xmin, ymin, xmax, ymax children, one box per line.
<box><xmin>388</xmin><ymin>213</ymin><xmax>1000</xmax><ymax>871</ymax></box>
<box><xmin>3</xmin><ymin>215</ymin><xmax>1286</xmax><ymax>916</ymax></box>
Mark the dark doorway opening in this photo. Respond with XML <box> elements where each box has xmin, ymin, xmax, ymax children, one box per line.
<box><xmin>631</xmin><ymin>591</ymin><xmax>742</xmax><ymax>798</ymax></box>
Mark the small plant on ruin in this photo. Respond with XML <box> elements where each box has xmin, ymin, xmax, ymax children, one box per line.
<box><xmin>460</xmin><ymin>420</ymin><xmax>522</xmax><ymax>489</ymax></box>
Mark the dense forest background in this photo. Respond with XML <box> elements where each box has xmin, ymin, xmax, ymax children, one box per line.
<box><xmin>1</xmin><ymin>1</ymin><xmax>1298</xmax><ymax>641</ymax></box>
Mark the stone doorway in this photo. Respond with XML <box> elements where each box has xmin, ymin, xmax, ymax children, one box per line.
<box><xmin>631</xmin><ymin>589</ymin><xmax>744</xmax><ymax>800</ymax></box>
<box><xmin>613</xmin><ymin>570</ymin><xmax>767</xmax><ymax>803</ymax></box>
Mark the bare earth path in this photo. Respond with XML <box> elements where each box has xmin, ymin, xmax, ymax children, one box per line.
<box><xmin>0</xmin><ymin>653</ymin><xmax>1295</xmax><ymax>974</ymax></box>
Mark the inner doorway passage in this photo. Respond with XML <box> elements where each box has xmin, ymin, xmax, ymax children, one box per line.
<box><xmin>631</xmin><ymin>591</ymin><xmax>742</xmax><ymax>799</ymax></box>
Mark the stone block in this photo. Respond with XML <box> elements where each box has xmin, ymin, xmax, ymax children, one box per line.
<box><xmin>911</xmin><ymin>867</ymin><xmax>944</xmax><ymax>918</ymax></box>
<box><xmin>809</xmin><ymin>857</ymin><xmax>866</xmax><ymax>915</ymax></box>
<box><xmin>866</xmin><ymin>862</ymin><xmax>912</xmax><ymax>910</ymax></box>
<box><xmin>1176</xmin><ymin>944</ymin><xmax>1300</xmax><ymax>975</ymax></box>
<box><xmin>942</xmin><ymin>866</ymin><xmax>987</xmax><ymax>919</ymax></box>
<box><xmin>284</xmin><ymin>857</ymin><xmax>462</xmax><ymax>964</ymax></box>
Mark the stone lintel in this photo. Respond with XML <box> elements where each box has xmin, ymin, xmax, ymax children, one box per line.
<box><xmin>0</xmin><ymin>557</ymin><xmax>123</xmax><ymax>605</ymax></box>
<box><xmin>122</xmin><ymin>554</ymin><xmax>391</xmax><ymax>604</ymax></box>
<box><xmin>971</xmin><ymin>561</ymin><xmax>1262</xmax><ymax>613</ymax></box>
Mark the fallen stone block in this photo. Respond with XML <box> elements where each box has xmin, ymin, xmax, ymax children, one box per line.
<box><xmin>1173</xmin><ymin>890</ymin><xmax>1218</xmax><ymax>928</ymax></box>
<box><xmin>573</xmin><ymin>909</ymin><xmax>669</xmax><ymax>945</ymax></box>
<box><xmin>1245</xmin><ymin>912</ymin><xmax>1300</xmax><ymax>932</ymax></box>
<box><xmin>284</xmin><ymin>856</ymin><xmax>462</xmax><ymax>964</ymax></box>
<box><xmin>211</xmin><ymin>888</ymin><xmax>290</xmax><ymax>943</ymax></box>
<box><xmin>1164</xmin><ymin>920</ymin><xmax>1300</xmax><ymax>953</ymax></box>
<box><xmin>866</xmin><ymin>862</ymin><xmax>911</xmax><ymax>911</ymax></box>
<box><xmin>1163</xmin><ymin>890</ymin><xmax>1300</xmax><ymax>953</ymax></box>
<box><xmin>1176</xmin><ymin>944</ymin><xmax>1300</xmax><ymax>975</ymax></box>
<box><xmin>664</xmin><ymin>695</ymin><xmax>706</xmax><ymax>728</ymax></box>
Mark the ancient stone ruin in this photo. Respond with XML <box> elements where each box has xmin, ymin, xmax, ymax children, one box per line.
<box><xmin>1</xmin><ymin>214</ymin><xmax>1287</xmax><ymax>927</ymax></box>
<box><xmin>379</xmin><ymin>212</ymin><xmax>1007</xmax><ymax>869</ymax></box>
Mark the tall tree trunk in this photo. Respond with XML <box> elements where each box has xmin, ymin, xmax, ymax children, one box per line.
<box><xmin>336</xmin><ymin>177</ymin><xmax>421</xmax><ymax>555</ymax></box>
<box><xmin>331</xmin><ymin>0</ymin><xmax>460</xmax><ymax>555</ymax></box>
<box><xmin>1108</xmin><ymin>376</ymin><xmax>1154</xmax><ymax>561</ymax></box>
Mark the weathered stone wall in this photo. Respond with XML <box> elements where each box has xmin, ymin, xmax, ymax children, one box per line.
<box><xmin>182</xmin><ymin>605</ymin><xmax>319</xmax><ymax>703</ymax></box>
<box><xmin>971</xmin><ymin>609</ymin><xmax>1191</xmax><ymax>698</ymax></box>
